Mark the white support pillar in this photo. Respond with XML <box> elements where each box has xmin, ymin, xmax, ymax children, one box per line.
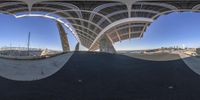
<box><xmin>75</xmin><ymin>43</ymin><xmax>80</xmax><ymax>51</ymax></box>
<box><xmin>99</xmin><ymin>35</ymin><xmax>116</xmax><ymax>53</ymax></box>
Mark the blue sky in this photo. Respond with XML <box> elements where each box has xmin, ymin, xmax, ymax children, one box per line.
<box><xmin>0</xmin><ymin>12</ymin><xmax>200</xmax><ymax>51</ymax></box>
<box><xmin>0</xmin><ymin>14</ymin><xmax>77</xmax><ymax>51</ymax></box>
<box><xmin>115</xmin><ymin>12</ymin><xmax>200</xmax><ymax>50</ymax></box>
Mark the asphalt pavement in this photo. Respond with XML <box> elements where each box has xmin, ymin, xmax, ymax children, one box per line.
<box><xmin>0</xmin><ymin>52</ymin><xmax>200</xmax><ymax>100</ymax></box>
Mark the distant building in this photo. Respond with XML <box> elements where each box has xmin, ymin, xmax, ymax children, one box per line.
<box><xmin>0</xmin><ymin>47</ymin><xmax>61</xmax><ymax>57</ymax></box>
<box><xmin>196</xmin><ymin>48</ymin><xmax>200</xmax><ymax>55</ymax></box>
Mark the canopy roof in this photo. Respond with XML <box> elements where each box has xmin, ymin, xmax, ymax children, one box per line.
<box><xmin>1</xmin><ymin>0</ymin><xmax>200</xmax><ymax>50</ymax></box>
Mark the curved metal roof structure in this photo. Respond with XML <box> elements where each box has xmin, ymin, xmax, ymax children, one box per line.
<box><xmin>0</xmin><ymin>0</ymin><xmax>200</xmax><ymax>50</ymax></box>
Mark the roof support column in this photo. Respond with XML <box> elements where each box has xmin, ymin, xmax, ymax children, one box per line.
<box><xmin>75</xmin><ymin>43</ymin><xmax>80</xmax><ymax>51</ymax></box>
<box><xmin>57</xmin><ymin>22</ymin><xmax>70</xmax><ymax>52</ymax></box>
<box><xmin>99</xmin><ymin>35</ymin><xmax>116</xmax><ymax>53</ymax></box>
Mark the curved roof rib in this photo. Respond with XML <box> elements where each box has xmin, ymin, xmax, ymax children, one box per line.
<box><xmin>0</xmin><ymin>0</ymin><xmax>200</xmax><ymax>50</ymax></box>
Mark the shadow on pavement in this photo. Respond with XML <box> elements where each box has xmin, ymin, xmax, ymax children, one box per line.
<box><xmin>0</xmin><ymin>51</ymin><xmax>200</xmax><ymax>100</ymax></box>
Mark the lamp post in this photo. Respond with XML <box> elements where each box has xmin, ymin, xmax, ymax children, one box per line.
<box><xmin>27</xmin><ymin>32</ymin><xmax>31</xmax><ymax>56</ymax></box>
